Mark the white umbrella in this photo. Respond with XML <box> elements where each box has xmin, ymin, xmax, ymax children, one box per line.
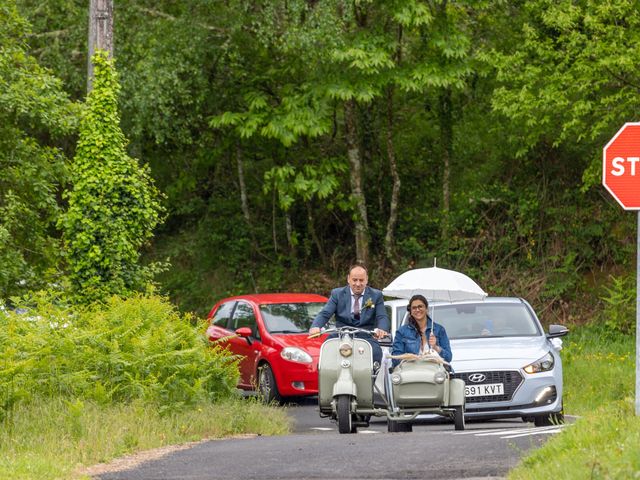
<box><xmin>382</xmin><ymin>266</ymin><xmax>487</xmax><ymax>302</ymax></box>
<box><xmin>383</xmin><ymin>267</ymin><xmax>487</xmax><ymax>357</ymax></box>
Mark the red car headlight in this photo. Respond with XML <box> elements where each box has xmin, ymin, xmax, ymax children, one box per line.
<box><xmin>280</xmin><ymin>347</ymin><xmax>313</xmax><ymax>364</ymax></box>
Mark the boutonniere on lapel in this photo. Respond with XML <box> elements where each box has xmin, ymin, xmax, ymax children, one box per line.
<box><xmin>364</xmin><ymin>298</ymin><xmax>375</xmax><ymax>310</ymax></box>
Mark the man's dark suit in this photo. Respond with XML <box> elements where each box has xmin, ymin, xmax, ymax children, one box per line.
<box><xmin>311</xmin><ymin>285</ymin><xmax>390</xmax><ymax>364</ymax></box>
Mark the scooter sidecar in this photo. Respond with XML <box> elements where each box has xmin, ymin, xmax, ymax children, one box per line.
<box><xmin>386</xmin><ymin>358</ymin><xmax>466</xmax><ymax>431</ymax></box>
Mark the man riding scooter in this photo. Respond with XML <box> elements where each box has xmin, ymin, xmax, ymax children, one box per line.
<box><xmin>309</xmin><ymin>264</ymin><xmax>390</xmax><ymax>368</ymax></box>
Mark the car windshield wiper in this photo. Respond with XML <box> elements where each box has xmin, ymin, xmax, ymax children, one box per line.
<box><xmin>269</xmin><ymin>329</ymin><xmax>304</xmax><ymax>334</ymax></box>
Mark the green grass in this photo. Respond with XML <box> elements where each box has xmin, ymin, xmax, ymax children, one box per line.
<box><xmin>0</xmin><ymin>397</ymin><xmax>291</xmax><ymax>480</ymax></box>
<box><xmin>562</xmin><ymin>325</ymin><xmax>635</xmax><ymax>414</ymax></box>
<box><xmin>509</xmin><ymin>324</ymin><xmax>638</xmax><ymax>479</ymax></box>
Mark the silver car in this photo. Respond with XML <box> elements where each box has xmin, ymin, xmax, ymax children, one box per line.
<box><xmin>384</xmin><ymin>297</ymin><xmax>568</xmax><ymax>426</ymax></box>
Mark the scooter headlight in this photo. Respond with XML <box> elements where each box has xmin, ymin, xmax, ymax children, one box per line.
<box><xmin>339</xmin><ymin>343</ymin><xmax>353</xmax><ymax>357</ymax></box>
<box><xmin>391</xmin><ymin>374</ymin><xmax>401</xmax><ymax>385</ymax></box>
<box><xmin>434</xmin><ymin>371</ymin><xmax>447</xmax><ymax>384</ymax></box>
<box><xmin>523</xmin><ymin>352</ymin><xmax>555</xmax><ymax>374</ymax></box>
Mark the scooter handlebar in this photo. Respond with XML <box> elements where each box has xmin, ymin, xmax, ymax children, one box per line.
<box><xmin>309</xmin><ymin>326</ymin><xmax>388</xmax><ymax>339</ymax></box>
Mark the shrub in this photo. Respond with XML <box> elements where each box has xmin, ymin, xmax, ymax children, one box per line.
<box><xmin>0</xmin><ymin>294</ymin><xmax>239</xmax><ymax>420</ymax></box>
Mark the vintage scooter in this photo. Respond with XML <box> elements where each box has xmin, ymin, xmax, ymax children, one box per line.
<box><xmin>315</xmin><ymin>326</ymin><xmax>466</xmax><ymax>433</ymax></box>
<box><xmin>315</xmin><ymin>326</ymin><xmax>385</xmax><ymax>433</ymax></box>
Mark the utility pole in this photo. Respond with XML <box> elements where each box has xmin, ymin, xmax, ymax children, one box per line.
<box><xmin>87</xmin><ymin>0</ymin><xmax>114</xmax><ymax>92</ymax></box>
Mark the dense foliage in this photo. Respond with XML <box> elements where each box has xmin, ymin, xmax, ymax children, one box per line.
<box><xmin>0</xmin><ymin>1</ymin><xmax>80</xmax><ymax>299</ymax></box>
<box><xmin>0</xmin><ymin>294</ymin><xmax>239</xmax><ymax>421</ymax></box>
<box><xmin>2</xmin><ymin>0</ymin><xmax>636</xmax><ymax>321</ymax></box>
<box><xmin>60</xmin><ymin>51</ymin><xmax>163</xmax><ymax>303</ymax></box>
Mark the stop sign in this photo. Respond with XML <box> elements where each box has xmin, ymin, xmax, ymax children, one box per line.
<box><xmin>603</xmin><ymin>122</ymin><xmax>640</xmax><ymax>210</ymax></box>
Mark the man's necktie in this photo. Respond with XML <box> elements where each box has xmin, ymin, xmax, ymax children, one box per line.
<box><xmin>353</xmin><ymin>294</ymin><xmax>361</xmax><ymax>319</ymax></box>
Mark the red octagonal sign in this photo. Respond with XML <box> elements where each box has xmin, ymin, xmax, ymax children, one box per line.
<box><xmin>603</xmin><ymin>122</ymin><xmax>640</xmax><ymax>210</ymax></box>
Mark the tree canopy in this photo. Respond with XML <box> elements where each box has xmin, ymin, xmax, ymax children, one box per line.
<box><xmin>4</xmin><ymin>0</ymin><xmax>636</xmax><ymax>318</ymax></box>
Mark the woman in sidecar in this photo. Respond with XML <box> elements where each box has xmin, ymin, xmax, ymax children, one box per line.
<box><xmin>391</xmin><ymin>294</ymin><xmax>452</xmax><ymax>368</ymax></box>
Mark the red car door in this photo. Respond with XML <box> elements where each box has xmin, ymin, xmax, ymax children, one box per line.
<box><xmin>228</xmin><ymin>301</ymin><xmax>261</xmax><ymax>388</ymax></box>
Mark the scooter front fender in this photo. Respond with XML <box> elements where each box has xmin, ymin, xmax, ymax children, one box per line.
<box><xmin>332</xmin><ymin>365</ymin><xmax>358</xmax><ymax>398</ymax></box>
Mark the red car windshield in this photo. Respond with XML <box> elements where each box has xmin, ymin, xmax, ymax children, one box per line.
<box><xmin>259</xmin><ymin>302</ymin><xmax>326</xmax><ymax>334</ymax></box>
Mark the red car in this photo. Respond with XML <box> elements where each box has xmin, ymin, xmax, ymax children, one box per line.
<box><xmin>206</xmin><ymin>293</ymin><xmax>329</xmax><ymax>402</ymax></box>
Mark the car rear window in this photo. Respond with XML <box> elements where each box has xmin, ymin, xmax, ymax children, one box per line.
<box><xmin>433</xmin><ymin>303</ymin><xmax>541</xmax><ymax>339</ymax></box>
<box><xmin>260</xmin><ymin>302</ymin><xmax>327</xmax><ymax>334</ymax></box>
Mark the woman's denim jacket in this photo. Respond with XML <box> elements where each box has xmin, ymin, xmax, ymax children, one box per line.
<box><xmin>391</xmin><ymin>317</ymin><xmax>452</xmax><ymax>367</ymax></box>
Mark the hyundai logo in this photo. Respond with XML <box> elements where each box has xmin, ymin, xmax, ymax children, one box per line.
<box><xmin>468</xmin><ymin>373</ymin><xmax>486</xmax><ymax>383</ymax></box>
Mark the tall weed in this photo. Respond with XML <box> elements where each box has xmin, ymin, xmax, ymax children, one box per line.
<box><xmin>601</xmin><ymin>273</ymin><xmax>636</xmax><ymax>335</ymax></box>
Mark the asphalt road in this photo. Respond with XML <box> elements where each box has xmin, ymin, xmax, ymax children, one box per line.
<box><xmin>96</xmin><ymin>396</ymin><xmax>568</xmax><ymax>480</ymax></box>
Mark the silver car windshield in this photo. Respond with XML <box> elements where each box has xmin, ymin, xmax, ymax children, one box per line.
<box><xmin>260</xmin><ymin>302</ymin><xmax>326</xmax><ymax>334</ymax></box>
<box><xmin>433</xmin><ymin>303</ymin><xmax>541</xmax><ymax>339</ymax></box>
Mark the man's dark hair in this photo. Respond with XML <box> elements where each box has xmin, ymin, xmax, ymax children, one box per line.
<box><xmin>348</xmin><ymin>264</ymin><xmax>368</xmax><ymax>275</ymax></box>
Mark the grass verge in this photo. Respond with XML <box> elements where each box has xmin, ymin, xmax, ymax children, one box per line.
<box><xmin>509</xmin><ymin>324</ymin><xmax>638</xmax><ymax>479</ymax></box>
<box><xmin>0</xmin><ymin>397</ymin><xmax>291</xmax><ymax>480</ymax></box>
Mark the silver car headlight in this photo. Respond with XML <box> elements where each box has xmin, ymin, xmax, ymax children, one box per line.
<box><xmin>523</xmin><ymin>351</ymin><xmax>555</xmax><ymax>374</ymax></box>
<box><xmin>280</xmin><ymin>347</ymin><xmax>312</xmax><ymax>364</ymax></box>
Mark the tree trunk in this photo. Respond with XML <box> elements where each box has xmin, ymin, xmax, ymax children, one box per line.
<box><xmin>285</xmin><ymin>213</ymin><xmax>296</xmax><ymax>260</ymax></box>
<box><xmin>344</xmin><ymin>99</ymin><xmax>369</xmax><ymax>265</ymax></box>
<box><xmin>438</xmin><ymin>88</ymin><xmax>453</xmax><ymax>242</ymax></box>
<box><xmin>306</xmin><ymin>202</ymin><xmax>326</xmax><ymax>265</ymax></box>
<box><xmin>236</xmin><ymin>143</ymin><xmax>256</xmax><ymax>251</ymax></box>
<box><xmin>271</xmin><ymin>188</ymin><xmax>279</xmax><ymax>255</ymax></box>
<box><xmin>87</xmin><ymin>0</ymin><xmax>114</xmax><ymax>93</ymax></box>
<box><xmin>384</xmin><ymin>87</ymin><xmax>401</xmax><ymax>266</ymax></box>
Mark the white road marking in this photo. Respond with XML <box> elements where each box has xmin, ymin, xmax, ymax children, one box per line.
<box><xmin>501</xmin><ymin>428</ymin><xmax>563</xmax><ymax>439</ymax></box>
<box><xmin>310</xmin><ymin>427</ymin><xmax>380</xmax><ymax>434</ymax></box>
<box><xmin>452</xmin><ymin>424</ymin><xmax>569</xmax><ymax>439</ymax></box>
<box><xmin>454</xmin><ymin>428</ymin><xmax>514</xmax><ymax>435</ymax></box>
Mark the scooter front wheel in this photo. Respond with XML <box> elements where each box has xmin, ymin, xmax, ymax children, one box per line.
<box><xmin>336</xmin><ymin>395</ymin><xmax>354</xmax><ymax>434</ymax></box>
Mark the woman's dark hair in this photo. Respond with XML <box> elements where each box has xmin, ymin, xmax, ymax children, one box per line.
<box><xmin>407</xmin><ymin>294</ymin><xmax>429</xmax><ymax>338</ymax></box>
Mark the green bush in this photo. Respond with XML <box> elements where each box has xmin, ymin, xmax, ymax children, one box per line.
<box><xmin>0</xmin><ymin>294</ymin><xmax>239</xmax><ymax>420</ymax></box>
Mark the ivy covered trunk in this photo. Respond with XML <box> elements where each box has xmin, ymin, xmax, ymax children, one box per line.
<box><xmin>61</xmin><ymin>51</ymin><xmax>163</xmax><ymax>303</ymax></box>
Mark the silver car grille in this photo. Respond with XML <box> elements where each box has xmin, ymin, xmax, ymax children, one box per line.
<box><xmin>453</xmin><ymin>370</ymin><xmax>523</xmax><ymax>402</ymax></box>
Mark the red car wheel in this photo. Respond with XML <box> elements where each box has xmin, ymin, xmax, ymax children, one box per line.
<box><xmin>258</xmin><ymin>364</ymin><xmax>281</xmax><ymax>403</ymax></box>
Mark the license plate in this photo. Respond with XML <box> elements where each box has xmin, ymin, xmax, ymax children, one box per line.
<box><xmin>465</xmin><ymin>383</ymin><xmax>504</xmax><ymax>397</ymax></box>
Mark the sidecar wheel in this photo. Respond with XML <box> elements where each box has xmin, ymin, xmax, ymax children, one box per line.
<box><xmin>388</xmin><ymin>420</ymin><xmax>412</xmax><ymax>433</ymax></box>
<box><xmin>336</xmin><ymin>395</ymin><xmax>353</xmax><ymax>434</ymax></box>
<box><xmin>454</xmin><ymin>406</ymin><xmax>465</xmax><ymax>431</ymax></box>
